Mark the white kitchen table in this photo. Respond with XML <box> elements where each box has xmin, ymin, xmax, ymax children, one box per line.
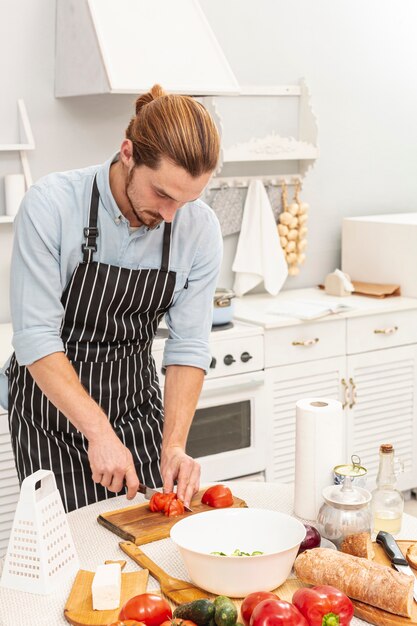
<box><xmin>1</xmin><ymin>482</ymin><xmax>417</xmax><ymax>626</ymax></box>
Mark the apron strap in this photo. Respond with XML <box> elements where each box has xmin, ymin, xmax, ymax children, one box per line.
<box><xmin>161</xmin><ymin>222</ymin><xmax>172</xmax><ymax>272</ymax></box>
<box><xmin>82</xmin><ymin>175</ymin><xmax>100</xmax><ymax>263</ymax></box>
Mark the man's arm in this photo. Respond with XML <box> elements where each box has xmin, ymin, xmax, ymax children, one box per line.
<box><xmin>160</xmin><ymin>364</ymin><xmax>204</xmax><ymax>508</ymax></box>
<box><xmin>28</xmin><ymin>352</ymin><xmax>140</xmax><ymax>498</ymax></box>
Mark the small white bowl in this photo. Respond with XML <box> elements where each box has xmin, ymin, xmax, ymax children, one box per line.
<box><xmin>170</xmin><ymin>508</ymin><xmax>306</xmax><ymax>597</ymax></box>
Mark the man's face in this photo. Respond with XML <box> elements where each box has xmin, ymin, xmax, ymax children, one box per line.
<box><xmin>125</xmin><ymin>157</ymin><xmax>212</xmax><ymax>228</ymax></box>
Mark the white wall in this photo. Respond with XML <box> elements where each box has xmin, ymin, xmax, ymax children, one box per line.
<box><xmin>1</xmin><ymin>0</ymin><xmax>417</xmax><ymax>322</ymax></box>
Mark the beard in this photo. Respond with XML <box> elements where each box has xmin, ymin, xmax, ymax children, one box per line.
<box><xmin>125</xmin><ymin>170</ymin><xmax>163</xmax><ymax>229</ymax></box>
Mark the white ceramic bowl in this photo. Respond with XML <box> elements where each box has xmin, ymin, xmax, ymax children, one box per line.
<box><xmin>170</xmin><ymin>508</ymin><xmax>306</xmax><ymax>597</ymax></box>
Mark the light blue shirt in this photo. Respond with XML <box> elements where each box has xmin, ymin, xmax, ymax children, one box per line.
<box><xmin>0</xmin><ymin>155</ymin><xmax>222</xmax><ymax>408</ymax></box>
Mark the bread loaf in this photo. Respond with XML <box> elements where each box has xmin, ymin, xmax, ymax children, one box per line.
<box><xmin>340</xmin><ymin>532</ymin><xmax>375</xmax><ymax>559</ymax></box>
<box><xmin>294</xmin><ymin>547</ymin><xmax>413</xmax><ymax>617</ymax></box>
<box><xmin>406</xmin><ymin>542</ymin><xmax>417</xmax><ymax>569</ymax></box>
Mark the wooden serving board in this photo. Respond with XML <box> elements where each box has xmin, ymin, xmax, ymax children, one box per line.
<box><xmin>120</xmin><ymin>540</ymin><xmax>417</xmax><ymax>626</ymax></box>
<box><xmin>64</xmin><ymin>568</ymin><xmax>148</xmax><ymax>626</ymax></box>
<box><xmin>97</xmin><ymin>489</ymin><xmax>247</xmax><ymax>545</ymax></box>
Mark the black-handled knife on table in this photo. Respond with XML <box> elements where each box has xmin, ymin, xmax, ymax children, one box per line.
<box><xmin>376</xmin><ymin>530</ymin><xmax>417</xmax><ymax>602</ymax></box>
<box><xmin>137</xmin><ymin>481</ymin><xmax>193</xmax><ymax>512</ymax></box>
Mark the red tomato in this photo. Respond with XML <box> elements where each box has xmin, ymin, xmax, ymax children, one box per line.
<box><xmin>292</xmin><ymin>585</ymin><xmax>354</xmax><ymax>626</ymax></box>
<box><xmin>149</xmin><ymin>493</ymin><xmax>163</xmax><ymax>512</ymax></box>
<box><xmin>162</xmin><ymin>493</ymin><xmax>177</xmax><ymax>513</ymax></box>
<box><xmin>161</xmin><ymin>617</ymin><xmax>197</xmax><ymax>626</ymax></box>
<box><xmin>201</xmin><ymin>485</ymin><xmax>233</xmax><ymax>508</ymax></box>
<box><xmin>250</xmin><ymin>598</ymin><xmax>308</xmax><ymax>626</ymax></box>
<box><xmin>241</xmin><ymin>592</ymin><xmax>278</xmax><ymax>626</ymax></box>
<box><xmin>165</xmin><ymin>498</ymin><xmax>185</xmax><ymax>517</ymax></box>
<box><xmin>108</xmin><ymin>622</ymin><xmax>146</xmax><ymax>626</ymax></box>
<box><xmin>149</xmin><ymin>492</ymin><xmax>177</xmax><ymax>513</ymax></box>
<box><xmin>119</xmin><ymin>593</ymin><xmax>172</xmax><ymax>626</ymax></box>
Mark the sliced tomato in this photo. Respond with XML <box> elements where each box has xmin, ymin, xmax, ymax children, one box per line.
<box><xmin>201</xmin><ymin>485</ymin><xmax>233</xmax><ymax>508</ymax></box>
<box><xmin>161</xmin><ymin>493</ymin><xmax>177</xmax><ymax>513</ymax></box>
<box><xmin>165</xmin><ymin>498</ymin><xmax>185</xmax><ymax>517</ymax></box>
<box><xmin>149</xmin><ymin>492</ymin><xmax>177</xmax><ymax>513</ymax></box>
<box><xmin>149</xmin><ymin>493</ymin><xmax>164</xmax><ymax>512</ymax></box>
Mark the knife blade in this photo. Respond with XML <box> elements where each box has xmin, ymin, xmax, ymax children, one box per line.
<box><xmin>137</xmin><ymin>482</ymin><xmax>193</xmax><ymax>512</ymax></box>
<box><xmin>376</xmin><ymin>530</ymin><xmax>417</xmax><ymax>602</ymax></box>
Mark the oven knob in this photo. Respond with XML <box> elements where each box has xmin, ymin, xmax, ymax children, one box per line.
<box><xmin>241</xmin><ymin>351</ymin><xmax>253</xmax><ymax>363</ymax></box>
<box><xmin>224</xmin><ymin>354</ymin><xmax>236</xmax><ymax>366</ymax></box>
<box><xmin>210</xmin><ymin>357</ymin><xmax>217</xmax><ymax>369</ymax></box>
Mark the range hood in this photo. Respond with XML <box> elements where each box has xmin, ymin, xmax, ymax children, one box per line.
<box><xmin>55</xmin><ymin>0</ymin><xmax>240</xmax><ymax>97</ymax></box>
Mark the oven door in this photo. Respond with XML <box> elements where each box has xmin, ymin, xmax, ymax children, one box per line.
<box><xmin>186</xmin><ymin>371</ymin><xmax>267</xmax><ymax>483</ymax></box>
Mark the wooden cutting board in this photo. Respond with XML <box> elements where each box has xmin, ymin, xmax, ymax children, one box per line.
<box><xmin>120</xmin><ymin>540</ymin><xmax>417</xmax><ymax>626</ymax></box>
<box><xmin>97</xmin><ymin>490</ymin><xmax>247</xmax><ymax>545</ymax></box>
<box><xmin>64</xmin><ymin>567</ymin><xmax>148</xmax><ymax>626</ymax></box>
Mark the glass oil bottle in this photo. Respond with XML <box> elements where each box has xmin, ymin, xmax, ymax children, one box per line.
<box><xmin>371</xmin><ymin>443</ymin><xmax>404</xmax><ymax>534</ymax></box>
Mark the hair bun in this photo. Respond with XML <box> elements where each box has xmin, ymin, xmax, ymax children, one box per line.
<box><xmin>135</xmin><ymin>84</ymin><xmax>166</xmax><ymax>114</ymax></box>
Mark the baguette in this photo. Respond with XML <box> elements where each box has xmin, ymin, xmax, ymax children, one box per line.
<box><xmin>294</xmin><ymin>547</ymin><xmax>413</xmax><ymax>617</ymax></box>
<box><xmin>340</xmin><ymin>532</ymin><xmax>375</xmax><ymax>559</ymax></box>
<box><xmin>406</xmin><ymin>542</ymin><xmax>417</xmax><ymax>569</ymax></box>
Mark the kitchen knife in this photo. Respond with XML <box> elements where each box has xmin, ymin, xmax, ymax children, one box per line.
<box><xmin>137</xmin><ymin>482</ymin><xmax>193</xmax><ymax>512</ymax></box>
<box><xmin>376</xmin><ymin>530</ymin><xmax>417</xmax><ymax>602</ymax></box>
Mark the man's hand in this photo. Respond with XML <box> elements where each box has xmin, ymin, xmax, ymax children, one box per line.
<box><xmin>161</xmin><ymin>445</ymin><xmax>201</xmax><ymax>508</ymax></box>
<box><xmin>88</xmin><ymin>430</ymin><xmax>140</xmax><ymax>500</ymax></box>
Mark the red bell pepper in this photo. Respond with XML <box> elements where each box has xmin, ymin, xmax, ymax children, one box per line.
<box><xmin>292</xmin><ymin>585</ymin><xmax>354</xmax><ymax>626</ymax></box>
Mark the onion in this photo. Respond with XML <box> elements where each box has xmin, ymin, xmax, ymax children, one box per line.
<box><xmin>298</xmin><ymin>523</ymin><xmax>321</xmax><ymax>554</ymax></box>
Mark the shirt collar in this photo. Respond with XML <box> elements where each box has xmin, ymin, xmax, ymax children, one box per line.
<box><xmin>95</xmin><ymin>152</ymin><xmax>124</xmax><ymax>221</ymax></box>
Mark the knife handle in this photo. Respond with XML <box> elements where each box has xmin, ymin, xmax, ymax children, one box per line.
<box><xmin>376</xmin><ymin>530</ymin><xmax>408</xmax><ymax>566</ymax></box>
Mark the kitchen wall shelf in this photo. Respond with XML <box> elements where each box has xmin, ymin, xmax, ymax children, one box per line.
<box><xmin>203</xmin><ymin>79</ymin><xmax>319</xmax><ymax>184</ymax></box>
<box><xmin>0</xmin><ymin>99</ymin><xmax>34</xmax><ymax>222</ymax></box>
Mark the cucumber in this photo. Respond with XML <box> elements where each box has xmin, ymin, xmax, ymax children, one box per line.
<box><xmin>173</xmin><ymin>599</ymin><xmax>215</xmax><ymax>625</ymax></box>
<box><xmin>214</xmin><ymin>596</ymin><xmax>237</xmax><ymax>626</ymax></box>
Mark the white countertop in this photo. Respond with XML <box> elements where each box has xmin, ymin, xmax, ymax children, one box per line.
<box><xmin>1</xmin><ymin>482</ymin><xmax>417</xmax><ymax>626</ymax></box>
<box><xmin>234</xmin><ymin>287</ymin><xmax>417</xmax><ymax>329</ymax></box>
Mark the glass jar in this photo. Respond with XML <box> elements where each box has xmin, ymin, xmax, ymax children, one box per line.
<box><xmin>317</xmin><ymin>476</ymin><xmax>372</xmax><ymax>547</ymax></box>
<box><xmin>371</xmin><ymin>443</ymin><xmax>404</xmax><ymax>534</ymax></box>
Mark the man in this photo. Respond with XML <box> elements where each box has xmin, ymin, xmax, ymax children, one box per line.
<box><xmin>2</xmin><ymin>84</ymin><xmax>222</xmax><ymax>512</ymax></box>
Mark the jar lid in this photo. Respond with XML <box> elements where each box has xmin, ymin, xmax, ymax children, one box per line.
<box><xmin>322</xmin><ymin>476</ymin><xmax>371</xmax><ymax>507</ymax></box>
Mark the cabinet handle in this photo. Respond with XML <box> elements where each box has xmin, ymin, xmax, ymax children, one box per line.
<box><xmin>341</xmin><ymin>378</ymin><xmax>350</xmax><ymax>409</ymax></box>
<box><xmin>374</xmin><ymin>326</ymin><xmax>398</xmax><ymax>335</ymax></box>
<box><xmin>292</xmin><ymin>337</ymin><xmax>319</xmax><ymax>347</ymax></box>
<box><xmin>349</xmin><ymin>377</ymin><xmax>357</xmax><ymax>408</ymax></box>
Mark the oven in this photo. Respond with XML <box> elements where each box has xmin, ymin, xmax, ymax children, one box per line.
<box><xmin>152</xmin><ymin>321</ymin><xmax>267</xmax><ymax>483</ymax></box>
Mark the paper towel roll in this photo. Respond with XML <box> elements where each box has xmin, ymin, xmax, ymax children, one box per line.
<box><xmin>4</xmin><ymin>174</ymin><xmax>26</xmax><ymax>217</ymax></box>
<box><xmin>294</xmin><ymin>398</ymin><xmax>345</xmax><ymax>521</ymax></box>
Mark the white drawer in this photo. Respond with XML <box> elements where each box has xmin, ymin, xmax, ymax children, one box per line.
<box><xmin>347</xmin><ymin>309</ymin><xmax>417</xmax><ymax>354</ymax></box>
<box><xmin>265</xmin><ymin>319</ymin><xmax>346</xmax><ymax>368</ymax></box>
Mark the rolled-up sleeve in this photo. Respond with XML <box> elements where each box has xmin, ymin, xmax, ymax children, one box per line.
<box><xmin>163</xmin><ymin>211</ymin><xmax>223</xmax><ymax>373</ymax></box>
<box><xmin>10</xmin><ymin>185</ymin><xmax>65</xmax><ymax>365</ymax></box>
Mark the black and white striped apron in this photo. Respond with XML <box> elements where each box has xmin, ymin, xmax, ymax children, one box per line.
<box><xmin>8</xmin><ymin>176</ymin><xmax>176</xmax><ymax>512</ymax></box>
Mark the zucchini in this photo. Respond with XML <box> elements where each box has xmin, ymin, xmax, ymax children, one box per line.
<box><xmin>173</xmin><ymin>599</ymin><xmax>215</xmax><ymax>625</ymax></box>
<box><xmin>214</xmin><ymin>596</ymin><xmax>237</xmax><ymax>626</ymax></box>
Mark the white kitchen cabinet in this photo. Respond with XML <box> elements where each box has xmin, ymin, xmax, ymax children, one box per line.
<box><xmin>265</xmin><ymin>357</ymin><xmax>346</xmax><ymax>483</ymax></box>
<box><xmin>346</xmin><ymin>345</ymin><xmax>417</xmax><ymax>492</ymax></box>
<box><xmin>0</xmin><ymin>322</ymin><xmax>18</xmax><ymax>557</ymax></box>
<box><xmin>0</xmin><ymin>410</ymin><xmax>19</xmax><ymax>557</ymax></box>
<box><xmin>236</xmin><ymin>288</ymin><xmax>417</xmax><ymax>492</ymax></box>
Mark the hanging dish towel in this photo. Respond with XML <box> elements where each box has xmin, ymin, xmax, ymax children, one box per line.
<box><xmin>232</xmin><ymin>179</ymin><xmax>288</xmax><ymax>296</ymax></box>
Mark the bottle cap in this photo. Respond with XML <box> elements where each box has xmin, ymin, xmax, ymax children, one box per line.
<box><xmin>380</xmin><ymin>443</ymin><xmax>394</xmax><ymax>454</ymax></box>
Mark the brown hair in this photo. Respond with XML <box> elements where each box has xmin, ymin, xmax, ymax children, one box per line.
<box><xmin>126</xmin><ymin>84</ymin><xmax>220</xmax><ymax>177</ymax></box>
